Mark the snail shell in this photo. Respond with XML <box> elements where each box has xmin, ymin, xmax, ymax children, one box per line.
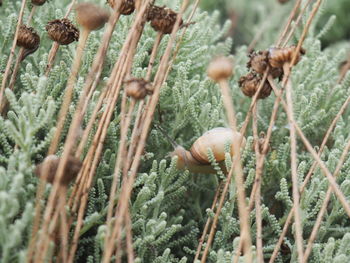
<box><xmin>171</xmin><ymin>127</ymin><xmax>245</xmax><ymax>173</ymax></box>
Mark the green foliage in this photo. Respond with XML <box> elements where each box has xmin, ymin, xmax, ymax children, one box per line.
<box><xmin>1</xmin><ymin>0</ymin><xmax>350</xmax><ymax>262</ymax></box>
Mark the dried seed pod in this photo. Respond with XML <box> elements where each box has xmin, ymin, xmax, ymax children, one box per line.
<box><xmin>125</xmin><ymin>78</ymin><xmax>152</xmax><ymax>100</ymax></box>
<box><xmin>75</xmin><ymin>3</ymin><xmax>110</xmax><ymax>31</ymax></box>
<box><xmin>107</xmin><ymin>0</ymin><xmax>135</xmax><ymax>15</ymax></box>
<box><xmin>248</xmin><ymin>50</ymin><xmax>283</xmax><ymax>79</ymax></box>
<box><xmin>147</xmin><ymin>5</ymin><xmax>182</xmax><ymax>34</ymax></box>
<box><xmin>34</xmin><ymin>155</ymin><xmax>82</xmax><ymax>186</ymax></box>
<box><xmin>239</xmin><ymin>72</ymin><xmax>272</xmax><ymax>99</ymax></box>
<box><xmin>46</xmin><ymin>18</ymin><xmax>79</xmax><ymax>45</ymax></box>
<box><xmin>17</xmin><ymin>25</ymin><xmax>40</xmax><ymax>50</ymax></box>
<box><xmin>32</xmin><ymin>0</ymin><xmax>46</xmax><ymax>5</ymax></box>
<box><xmin>247</xmin><ymin>50</ymin><xmax>269</xmax><ymax>74</ymax></box>
<box><xmin>268</xmin><ymin>46</ymin><xmax>305</xmax><ymax>68</ymax></box>
<box><xmin>207</xmin><ymin>56</ymin><xmax>234</xmax><ymax>82</ymax></box>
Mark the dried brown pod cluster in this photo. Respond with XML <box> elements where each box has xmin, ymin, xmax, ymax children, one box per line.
<box><xmin>107</xmin><ymin>0</ymin><xmax>135</xmax><ymax>15</ymax></box>
<box><xmin>248</xmin><ymin>50</ymin><xmax>283</xmax><ymax>79</ymax></box>
<box><xmin>17</xmin><ymin>25</ymin><xmax>40</xmax><ymax>50</ymax></box>
<box><xmin>268</xmin><ymin>46</ymin><xmax>305</xmax><ymax>68</ymax></box>
<box><xmin>147</xmin><ymin>5</ymin><xmax>182</xmax><ymax>34</ymax></box>
<box><xmin>125</xmin><ymin>78</ymin><xmax>153</xmax><ymax>100</ymax></box>
<box><xmin>207</xmin><ymin>56</ymin><xmax>234</xmax><ymax>82</ymax></box>
<box><xmin>239</xmin><ymin>72</ymin><xmax>272</xmax><ymax>99</ymax></box>
<box><xmin>75</xmin><ymin>3</ymin><xmax>110</xmax><ymax>31</ymax></box>
<box><xmin>34</xmin><ymin>155</ymin><xmax>82</xmax><ymax>186</ymax></box>
<box><xmin>31</xmin><ymin>0</ymin><xmax>46</xmax><ymax>6</ymax></box>
<box><xmin>46</xmin><ymin>18</ymin><xmax>79</xmax><ymax>45</ymax></box>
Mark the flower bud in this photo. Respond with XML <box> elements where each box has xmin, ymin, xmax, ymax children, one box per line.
<box><xmin>125</xmin><ymin>78</ymin><xmax>152</xmax><ymax>100</ymax></box>
<box><xmin>207</xmin><ymin>56</ymin><xmax>234</xmax><ymax>82</ymax></box>
<box><xmin>17</xmin><ymin>25</ymin><xmax>40</xmax><ymax>51</ymax></box>
<box><xmin>75</xmin><ymin>3</ymin><xmax>110</xmax><ymax>31</ymax></box>
<box><xmin>46</xmin><ymin>18</ymin><xmax>79</xmax><ymax>45</ymax></box>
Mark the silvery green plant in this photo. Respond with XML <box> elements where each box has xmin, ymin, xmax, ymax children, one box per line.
<box><xmin>1</xmin><ymin>0</ymin><xmax>350</xmax><ymax>262</ymax></box>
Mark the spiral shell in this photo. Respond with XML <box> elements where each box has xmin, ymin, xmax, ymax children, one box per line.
<box><xmin>268</xmin><ymin>46</ymin><xmax>305</xmax><ymax>68</ymax></box>
<box><xmin>189</xmin><ymin>127</ymin><xmax>244</xmax><ymax>164</ymax></box>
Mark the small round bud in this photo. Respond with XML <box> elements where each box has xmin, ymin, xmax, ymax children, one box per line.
<box><xmin>34</xmin><ymin>155</ymin><xmax>82</xmax><ymax>186</ymax></box>
<box><xmin>147</xmin><ymin>5</ymin><xmax>182</xmax><ymax>34</ymax></box>
<box><xmin>31</xmin><ymin>0</ymin><xmax>46</xmax><ymax>6</ymax></box>
<box><xmin>207</xmin><ymin>56</ymin><xmax>234</xmax><ymax>82</ymax></box>
<box><xmin>46</xmin><ymin>18</ymin><xmax>79</xmax><ymax>45</ymax></box>
<box><xmin>17</xmin><ymin>25</ymin><xmax>40</xmax><ymax>50</ymax></box>
<box><xmin>75</xmin><ymin>3</ymin><xmax>110</xmax><ymax>31</ymax></box>
<box><xmin>239</xmin><ymin>72</ymin><xmax>272</xmax><ymax>99</ymax></box>
<box><xmin>125</xmin><ymin>78</ymin><xmax>152</xmax><ymax>100</ymax></box>
<box><xmin>107</xmin><ymin>0</ymin><xmax>135</xmax><ymax>15</ymax></box>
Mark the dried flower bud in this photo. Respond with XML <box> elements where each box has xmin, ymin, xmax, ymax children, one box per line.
<box><xmin>147</xmin><ymin>5</ymin><xmax>182</xmax><ymax>34</ymax></box>
<box><xmin>32</xmin><ymin>0</ymin><xmax>46</xmax><ymax>6</ymax></box>
<box><xmin>75</xmin><ymin>3</ymin><xmax>110</xmax><ymax>31</ymax></box>
<box><xmin>268</xmin><ymin>46</ymin><xmax>305</xmax><ymax>68</ymax></box>
<box><xmin>17</xmin><ymin>25</ymin><xmax>40</xmax><ymax>51</ymax></box>
<box><xmin>253</xmin><ymin>132</ymin><xmax>271</xmax><ymax>154</ymax></box>
<box><xmin>207</xmin><ymin>56</ymin><xmax>234</xmax><ymax>82</ymax></box>
<box><xmin>46</xmin><ymin>18</ymin><xmax>79</xmax><ymax>45</ymax></box>
<box><xmin>248</xmin><ymin>50</ymin><xmax>283</xmax><ymax>79</ymax></box>
<box><xmin>107</xmin><ymin>0</ymin><xmax>135</xmax><ymax>15</ymax></box>
<box><xmin>125</xmin><ymin>78</ymin><xmax>152</xmax><ymax>100</ymax></box>
<box><xmin>239</xmin><ymin>72</ymin><xmax>272</xmax><ymax>99</ymax></box>
<box><xmin>34</xmin><ymin>155</ymin><xmax>82</xmax><ymax>186</ymax></box>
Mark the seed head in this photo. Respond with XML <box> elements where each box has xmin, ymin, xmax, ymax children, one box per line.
<box><xmin>17</xmin><ymin>25</ymin><xmax>40</xmax><ymax>50</ymax></box>
<box><xmin>31</xmin><ymin>0</ymin><xmax>46</xmax><ymax>6</ymax></box>
<box><xmin>147</xmin><ymin>5</ymin><xmax>182</xmax><ymax>34</ymax></box>
<box><xmin>268</xmin><ymin>46</ymin><xmax>306</xmax><ymax>68</ymax></box>
<box><xmin>46</xmin><ymin>18</ymin><xmax>79</xmax><ymax>45</ymax></box>
<box><xmin>125</xmin><ymin>78</ymin><xmax>152</xmax><ymax>100</ymax></box>
<box><xmin>207</xmin><ymin>56</ymin><xmax>234</xmax><ymax>82</ymax></box>
<box><xmin>75</xmin><ymin>3</ymin><xmax>110</xmax><ymax>31</ymax></box>
<box><xmin>239</xmin><ymin>72</ymin><xmax>272</xmax><ymax>99</ymax></box>
<box><xmin>107</xmin><ymin>0</ymin><xmax>135</xmax><ymax>15</ymax></box>
<box><xmin>34</xmin><ymin>155</ymin><xmax>82</xmax><ymax>186</ymax></box>
<box><xmin>248</xmin><ymin>50</ymin><xmax>283</xmax><ymax>79</ymax></box>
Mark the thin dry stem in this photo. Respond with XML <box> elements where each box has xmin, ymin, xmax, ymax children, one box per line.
<box><xmin>270</xmin><ymin>82</ymin><xmax>350</xmax><ymax>218</ymax></box>
<box><xmin>252</xmin><ymin>104</ymin><xmax>264</xmax><ymax>263</ymax></box>
<box><xmin>284</xmin><ymin>63</ymin><xmax>304</xmax><ymax>263</ymax></box>
<box><xmin>104</xmin><ymin>3</ymin><xmax>187</xmax><ymax>262</ymax></box>
<box><xmin>201</xmin><ymin>79</ymin><xmax>252</xmax><ymax>263</ymax></box>
<box><xmin>0</xmin><ymin>0</ymin><xmax>27</xmax><ymax>111</ymax></box>
<box><xmin>194</xmin><ymin>183</ymin><xmax>223</xmax><ymax>261</ymax></box>
<box><xmin>302</xmin><ymin>138</ymin><xmax>350</xmax><ymax>262</ymax></box>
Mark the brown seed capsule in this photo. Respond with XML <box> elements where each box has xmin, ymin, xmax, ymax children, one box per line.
<box><xmin>31</xmin><ymin>0</ymin><xmax>46</xmax><ymax>5</ymax></box>
<box><xmin>125</xmin><ymin>78</ymin><xmax>152</xmax><ymax>100</ymax></box>
<box><xmin>107</xmin><ymin>0</ymin><xmax>135</xmax><ymax>15</ymax></box>
<box><xmin>46</xmin><ymin>18</ymin><xmax>79</xmax><ymax>45</ymax></box>
<box><xmin>17</xmin><ymin>25</ymin><xmax>40</xmax><ymax>50</ymax></box>
<box><xmin>207</xmin><ymin>56</ymin><xmax>234</xmax><ymax>82</ymax></box>
<box><xmin>268</xmin><ymin>46</ymin><xmax>305</xmax><ymax>68</ymax></box>
<box><xmin>147</xmin><ymin>5</ymin><xmax>182</xmax><ymax>34</ymax></box>
<box><xmin>75</xmin><ymin>3</ymin><xmax>110</xmax><ymax>31</ymax></box>
<box><xmin>34</xmin><ymin>155</ymin><xmax>82</xmax><ymax>186</ymax></box>
<box><xmin>247</xmin><ymin>50</ymin><xmax>283</xmax><ymax>79</ymax></box>
<box><xmin>239</xmin><ymin>72</ymin><xmax>272</xmax><ymax>99</ymax></box>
